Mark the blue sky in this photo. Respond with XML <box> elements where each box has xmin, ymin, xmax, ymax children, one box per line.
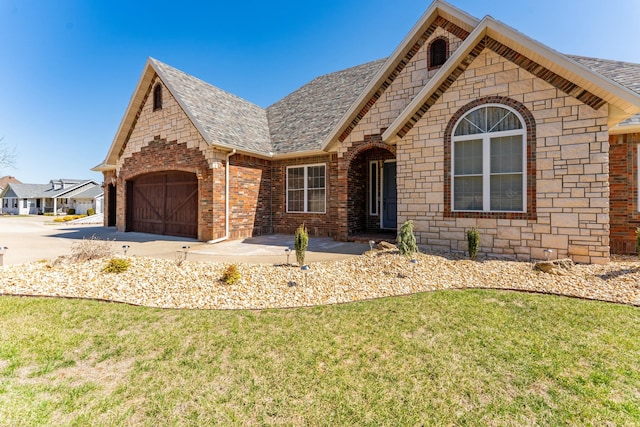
<box><xmin>1</xmin><ymin>0</ymin><xmax>639</xmax><ymax>184</ymax></box>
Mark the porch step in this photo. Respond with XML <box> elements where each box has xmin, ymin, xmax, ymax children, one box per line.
<box><xmin>348</xmin><ymin>233</ymin><xmax>396</xmax><ymax>244</ymax></box>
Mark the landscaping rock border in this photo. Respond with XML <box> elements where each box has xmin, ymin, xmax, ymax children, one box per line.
<box><xmin>0</xmin><ymin>250</ymin><xmax>638</xmax><ymax>309</ymax></box>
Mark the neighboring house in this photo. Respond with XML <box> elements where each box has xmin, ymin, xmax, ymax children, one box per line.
<box><xmin>0</xmin><ymin>176</ymin><xmax>21</xmax><ymax>212</ymax></box>
<box><xmin>0</xmin><ymin>179</ymin><xmax>104</xmax><ymax>215</ymax></box>
<box><xmin>0</xmin><ymin>176</ymin><xmax>20</xmax><ymax>194</ymax></box>
<box><xmin>93</xmin><ymin>0</ymin><xmax>640</xmax><ymax>264</ymax></box>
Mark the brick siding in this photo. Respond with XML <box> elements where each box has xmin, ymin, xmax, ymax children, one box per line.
<box><xmin>609</xmin><ymin>133</ymin><xmax>640</xmax><ymax>254</ymax></box>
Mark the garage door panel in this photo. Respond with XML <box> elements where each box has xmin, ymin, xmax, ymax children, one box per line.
<box><xmin>128</xmin><ymin>172</ymin><xmax>198</xmax><ymax>238</ymax></box>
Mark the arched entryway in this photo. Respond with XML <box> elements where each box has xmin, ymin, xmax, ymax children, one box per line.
<box><xmin>347</xmin><ymin>145</ymin><xmax>396</xmax><ymax>237</ymax></box>
<box><xmin>126</xmin><ymin>171</ymin><xmax>198</xmax><ymax>238</ymax></box>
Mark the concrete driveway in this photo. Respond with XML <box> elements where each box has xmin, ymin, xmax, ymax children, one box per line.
<box><xmin>0</xmin><ymin>216</ymin><xmax>368</xmax><ymax>266</ymax></box>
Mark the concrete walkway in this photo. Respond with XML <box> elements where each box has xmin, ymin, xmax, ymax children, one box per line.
<box><xmin>0</xmin><ymin>216</ymin><xmax>368</xmax><ymax>266</ymax></box>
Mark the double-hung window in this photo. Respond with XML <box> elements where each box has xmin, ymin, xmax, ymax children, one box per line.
<box><xmin>452</xmin><ymin>105</ymin><xmax>526</xmax><ymax>212</ymax></box>
<box><xmin>287</xmin><ymin>164</ymin><xmax>326</xmax><ymax>213</ymax></box>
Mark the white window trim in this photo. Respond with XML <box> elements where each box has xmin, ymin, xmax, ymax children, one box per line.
<box><xmin>451</xmin><ymin>104</ymin><xmax>527</xmax><ymax>213</ymax></box>
<box><xmin>369</xmin><ymin>161</ymin><xmax>379</xmax><ymax>216</ymax></box>
<box><xmin>286</xmin><ymin>163</ymin><xmax>326</xmax><ymax>214</ymax></box>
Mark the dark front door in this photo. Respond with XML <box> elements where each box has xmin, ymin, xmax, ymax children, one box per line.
<box><xmin>107</xmin><ymin>184</ymin><xmax>117</xmax><ymax>227</ymax></box>
<box><xmin>382</xmin><ymin>162</ymin><xmax>397</xmax><ymax>229</ymax></box>
<box><xmin>127</xmin><ymin>171</ymin><xmax>198</xmax><ymax>238</ymax></box>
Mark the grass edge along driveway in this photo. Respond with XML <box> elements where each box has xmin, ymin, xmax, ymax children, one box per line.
<box><xmin>1</xmin><ymin>289</ymin><xmax>639</xmax><ymax>426</ymax></box>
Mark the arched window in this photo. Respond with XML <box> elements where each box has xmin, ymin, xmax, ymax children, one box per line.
<box><xmin>429</xmin><ymin>38</ymin><xmax>448</xmax><ymax>69</ymax></box>
<box><xmin>153</xmin><ymin>83</ymin><xmax>163</xmax><ymax>111</ymax></box>
<box><xmin>452</xmin><ymin>105</ymin><xmax>526</xmax><ymax>212</ymax></box>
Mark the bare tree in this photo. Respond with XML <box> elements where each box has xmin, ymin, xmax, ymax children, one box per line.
<box><xmin>0</xmin><ymin>137</ymin><xmax>16</xmax><ymax>173</ymax></box>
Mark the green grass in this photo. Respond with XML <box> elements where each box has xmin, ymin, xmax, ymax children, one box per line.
<box><xmin>0</xmin><ymin>290</ymin><xmax>639</xmax><ymax>426</ymax></box>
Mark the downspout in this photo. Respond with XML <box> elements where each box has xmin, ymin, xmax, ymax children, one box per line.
<box><xmin>208</xmin><ymin>149</ymin><xmax>236</xmax><ymax>244</ymax></box>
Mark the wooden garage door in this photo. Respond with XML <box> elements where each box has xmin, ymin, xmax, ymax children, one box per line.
<box><xmin>127</xmin><ymin>171</ymin><xmax>198</xmax><ymax>238</ymax></box>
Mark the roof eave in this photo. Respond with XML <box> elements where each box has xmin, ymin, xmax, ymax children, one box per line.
<box><xmin>609</xmin><ymin>123</ymin><xmax>640</xmax><ymax>135</ymax></box>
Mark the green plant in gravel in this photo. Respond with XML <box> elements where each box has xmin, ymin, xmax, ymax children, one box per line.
<box><xmin>103</xmin><ymin>258</ymin><xmax>131</xmax><ymax>273</ymax></box>
<box><xmin>397</xmin><ymin>220</ymin><xmax>418</xmax><ymax>257</ymax></box>
<box><xmin>294</xmin><ymin>223</ymin><xmax>308</xmax><ymax>266</ymax></box>
<box><xmin>222</xmin><ymin>263</ymin><xmax>241</xmax><ymax>285</ymax></box>
<box><xmin>467</xmin><ymin>227</ymin><xmax>480</xmax><ymax>260</ymax></box>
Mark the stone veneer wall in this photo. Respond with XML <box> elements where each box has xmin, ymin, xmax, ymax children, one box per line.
<box><xmin>609</xmin><ymin>132</ymin><xmax>640</xmax><ymax>254</ymax></box>
<box><xmin>340</xmin><ymin>28</ymin><xmax>463</xmax><ymax>148</ymax></box>
<box><xmin>397</xmin><ymin>50</ymin><xmax>610</xmax><ymax>264</ymax></box>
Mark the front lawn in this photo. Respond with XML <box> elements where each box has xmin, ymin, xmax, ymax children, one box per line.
<box><xmin>0</xmin><ymin>290</ymin><xmax>639</xmax><ymax>426</ymax></box>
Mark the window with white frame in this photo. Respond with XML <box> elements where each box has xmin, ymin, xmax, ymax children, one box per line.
<box><xmin>287</xmin><ymin>164</ymin><xmax>326</xmax><ymax>213</ymax></box>
<box><xmin>452</xmin><ymin>105</ymin><xmax>526</xmax><ymax>212</ymax></box>
<box><xmin>369</xmin><ymin>161</ymin><xmax>379</xmax><ymax>216</ymax></box>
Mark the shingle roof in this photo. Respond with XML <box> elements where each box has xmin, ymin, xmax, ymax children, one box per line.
<box><xmin>5</xmin><ymin>183</ymin><xmax>50</xmax><ymax>199</ymax></box>
<box><xmin>73</xmin><ymin>185</ymin><xmax>103</xmax><ymax>199</ymax></box>
<box><xmin>266</xmin><ymin>59</ymin><xmax>388</xmax><ymax>154</ymax></box>
<box><xmin>151</xmin><ymin>58</ymin><xmax>273</xmax><ymax>156</ymax></box>
<box><xmin>567</xmin><ymin>55</ymin><xmax>640</xmax><ymax>126</ymax></box>
<box><xmin>148</xmin><ymin>51</ymin><xmax>640</xmax><ymax>158</ymax></box>
<box><xmin>3</xmin><ymin>180</ymin><xmax>100</xmax><ymax>199</ymax></box>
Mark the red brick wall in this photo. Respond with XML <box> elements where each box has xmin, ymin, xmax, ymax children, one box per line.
<box><xmin>271</xmin><ymin>154</ymin><xmax>339</xmax><ymax>237</ymax></box>
<box><xmin>118</xmin><ymin>137</ymin><xmax>221</xmax><ymax>241</ymax></box>
<box><xmin>609</xmin><ymin>133</ymin><xmax>640</xmax><ymax>254</ymax></box>
<box><xmin>228</xmin><ymin>154</ymin><xmax>272</xmax><ymax>238</ymax></box>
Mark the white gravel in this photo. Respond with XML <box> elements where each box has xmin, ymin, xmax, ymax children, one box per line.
<box><xmin>0</xmin><ymin>250</ymin><xmax>638</xmax><ymax>309</ymax></box>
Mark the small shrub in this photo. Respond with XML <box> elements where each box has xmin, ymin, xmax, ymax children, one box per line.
<box><xmin>70</xmin><ymin>235</ymin><xmax>113</xmax><ymax>262</ymax></box>
<box><xmin>53</xmin><ymin>217</ymin><xmax>65</xmax><ymax>223</ymax></box>
<box><xmin>294</xmin><ymin>224</ymin><xmax>309</xmax><ymax>266</ymax></box>
<box><xmin>398</xmin><ymin>220</ymin><xmax>418</xmax><ymax>256</ymax></box>
<box><xmin>104</xmin><ymin>258</ymin><xmax>131</xmax><ymax>273</ymax></box>
<box><xmin>222</xmin><ymin>264</ymin><xmax>241</xmax><ymax>285</ymax></box>
<box><xmin>63</xmin><ymin>216</ymin><xmax>74</xmax><ymax>222</ymax></box>
<box><xmin>467</xmin><ymin>227</ymin><xmax>480</xmax><ymax>261</ymax></box>
<box><xmin>87</xmin><ymin>208</ymin><xmax>95</xmax><ymax>216</ymax></box>
<box><xmin>67</xmin><ymin>208</ymin><xmax>76</xmax><ymax>215</ymax></box>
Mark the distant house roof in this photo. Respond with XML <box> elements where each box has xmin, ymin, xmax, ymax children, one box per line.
<box><xmin>0</xmin><ymin>176</ymin><xmax>20</xmax><ymax>191</ymax></box>
<box><xmin>2</xmin><ymin>183</ymin><xmax>50</xmax><ymax>199</ymax></box>
<box><xmin>73</xmin><ymin>185</ymin><xmax>103</xmax><ymax>199</ymax></box>
<box><xmin>1</xmin><ymin>179</ymin><xmax>100</xmax><ymax>199</ymax></box>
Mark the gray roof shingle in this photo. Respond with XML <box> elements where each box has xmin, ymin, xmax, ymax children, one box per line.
<box><xmin>567</xmin><ymin>54</ymin><xmax>640</xmax><ymax>126</ymax></box>
<box><xmin>266</xmin><ymin>59</ymin><xmax>387</xmax><ymax>154</ymax></box>
<box><xmin>3</xmin><ymin>180</ymin><xmax>100</xmax><ymax>199</ymax></box>
<box><xmin>4</xmin><ymin>183</ymin><xmax>50</xmax><ymax>199</ymax></box>
<box><xmin>149</xmin><ymin>52</ymin><xmax>640</xmax><ymax>157</ymax></box>
<box><xmin>151</xmin><ymin>58</ymin><xmax>273</xmax><ymax>155</ymax></box>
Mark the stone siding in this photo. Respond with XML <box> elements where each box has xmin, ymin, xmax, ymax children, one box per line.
<box><xmin>395</xmin><ymin>49</ymin><xmax>610</xmax><ymax>264</ymax></box>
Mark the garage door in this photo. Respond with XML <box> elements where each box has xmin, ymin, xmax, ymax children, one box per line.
<box><xmin>127</xmin><ymin>171</ymin><xmax>198</xmax><ymax>238</ymax></box>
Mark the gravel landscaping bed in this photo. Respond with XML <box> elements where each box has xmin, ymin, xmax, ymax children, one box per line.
<box><xmin>0</xmin><ymin>250</ymin><xmax>639</xmax><ymax>309</ymax></box>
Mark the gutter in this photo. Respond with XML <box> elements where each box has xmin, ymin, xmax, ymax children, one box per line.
<box><xmin>208</xmin><ymin>149</ymin><xmax>237</xmax><ymax>244</ymax></box>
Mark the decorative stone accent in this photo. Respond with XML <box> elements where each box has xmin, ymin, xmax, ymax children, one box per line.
<box><xmin>534</xmin><ymin>258</ymin><xmax>575</xmax><ymax>275</ymax></box>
